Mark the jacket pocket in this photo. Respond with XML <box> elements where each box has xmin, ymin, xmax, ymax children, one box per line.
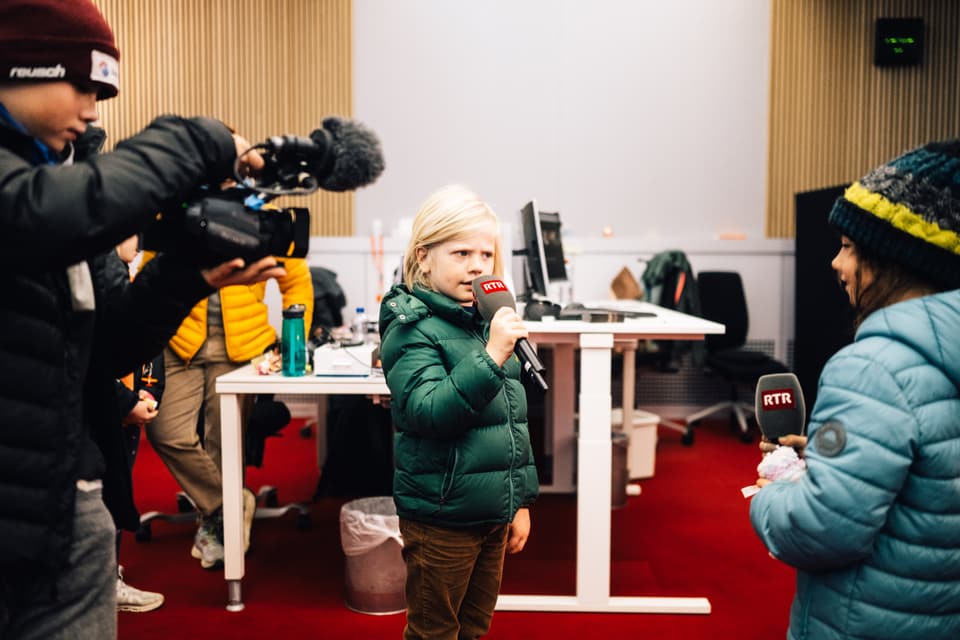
<box><xmin>439</xmin><ymin>446</ymin><xmax>460</xmax><ymax>505</ymax></box>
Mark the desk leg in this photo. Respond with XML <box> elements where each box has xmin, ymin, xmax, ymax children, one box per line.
<box><xmin>220</xmin><ymin>392</ymin><xmax>245</xmax><ymax>612</ymax></box>
<box><xmin>496</xmin><ymin>333</ymin><xmax>711</xmax><ymax>614</ymax></box>
<box><xmin>576</xmin><ymin>333</ymin><xmax>614</xmax><ymax>603</ymax></box>
<box><xmin>621</xmin><ymin>341</ymin><xmax>636</xmax><ymax>432</ymax></box>
<box><xmin>542</xmin><ymin>343</ymin><xmax>575</xmax><ymax>494</ymax></box>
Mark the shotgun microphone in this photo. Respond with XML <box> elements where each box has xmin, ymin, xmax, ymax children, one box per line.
<box><xmin>754</xmin><ymin>372</ymin><xmax>806</xmax><ymax>442</ymax></box>
<box><xmin>307</xmin><ymin>116</ymin><xmax>385</xmax><ymax>192</ymax></box>
<box><xmin>471</xmin><ymin>275</ymin><xmax>548</xmax><ymax>392</ymax></box>
<box><xmin>255</xmin><ymin>116</ymin><xmax>385</xmax><ymax>193</ymax></box>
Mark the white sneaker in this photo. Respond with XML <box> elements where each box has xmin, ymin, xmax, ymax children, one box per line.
<box><xmin>190</xmin><ymin>488</ymin><xmax>255</xmax><ymax>568</ymax></box>
<box><xmin>191</xmin><ymin>514</ymin><xmax>224</xmax><ymax>569</ymax></box>
<box><xmin>116</xmin><ymin>566</ymin><xmax>164</xmax><ymax>613</ymax></box>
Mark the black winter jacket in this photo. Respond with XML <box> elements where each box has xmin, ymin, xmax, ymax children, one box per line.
<box><xmin>94</xmin><ymin>250</ymin><xmax>167</xmax><ymax>533</ymax></box>
<box><xmin>0</xmin><ymin>114</ymin><xmax>236</xmax><ymax>577</ymax></box>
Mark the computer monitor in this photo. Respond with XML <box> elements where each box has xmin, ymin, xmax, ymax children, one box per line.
<box><xmin>519</xmin><ymin>200</ymin><xmax>568</xmax><ymax>300</ymax></box>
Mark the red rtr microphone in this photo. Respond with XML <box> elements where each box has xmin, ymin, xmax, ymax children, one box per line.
<box><xmin>471</xmin><ymin>275</ymin><xmax>548</xmax><ymax>392</ymax></box>
<box><xmin>754</xmin><ymin>372</ymin><xmax>806</xmax><ymax>442</ymax></box>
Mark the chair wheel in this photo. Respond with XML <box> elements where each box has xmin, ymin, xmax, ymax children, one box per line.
<box><xmin>296</xmin><ymin>513</ymin><xmax>311</xmax><ymax>530</ymax></box>
<box><xmin>740</xmin><ymin>430</ymin><xmax>754</xmax><ymax>443</ymax></box>
<box><xmin>263</xmin><ymin>488</ymin><xmax>279</xmax><ymax>508</ymax></box>
<box><xmin>681</xmin><ymin>430</ymin><xmax>695</xmax><ymax>446</ymax></box>
<box><xmin>135</xmin><ymin>522</ymin><xmax>152</xmax><ymax>542</ymax></box>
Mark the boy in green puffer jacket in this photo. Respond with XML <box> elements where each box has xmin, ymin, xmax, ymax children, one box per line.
<box><xmin>379</xmin><ymin>184</ymin><xmax>539</xmax><ymax>640</ymax></box>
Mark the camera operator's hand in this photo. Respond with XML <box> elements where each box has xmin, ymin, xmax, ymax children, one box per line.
<box><xmin>202</xmin><ymin>256</ymin><xmax>286</xmax><ymax>289</ymax></box>
<box><xmin>233</xmin><ymin>132</ymin><xmax>265</xmax><ymax>179</ymax></box>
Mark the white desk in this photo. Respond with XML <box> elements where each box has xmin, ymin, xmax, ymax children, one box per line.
<box><xmin>496</xmin><ymin>301</ymin><xmax>723</xmax><ymax>613</ymax></box>
<box><xmin>216</xmin><ymin>370</ymin><xmax>389</xmax><ymax>611</ymax></box>
<box><xmin>217</xmin><ymin>301</ymin><xmax>724</xmax><ymax>614</ymax></box>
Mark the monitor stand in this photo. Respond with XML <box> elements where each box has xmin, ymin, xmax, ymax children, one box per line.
<box><xmin>545</xmin><ymin>281</ymin><xmax>573</xmax><ymax>306</ymax></box>
<box><xmin>523</xmin><ymin>298</ymin><xmax>561</xmax><ymax>321</ymax></box>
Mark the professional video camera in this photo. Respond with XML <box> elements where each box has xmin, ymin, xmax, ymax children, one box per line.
<box><xmin>142</xmin><ymin>116</ymin><xmax>385</xmax><ymax>267</ymax></box>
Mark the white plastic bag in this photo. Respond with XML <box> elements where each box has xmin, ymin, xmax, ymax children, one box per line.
<box><xmin>339</xmin><ymin>496</ymin><xmax>403</xmax><ymax>557</ymax></box>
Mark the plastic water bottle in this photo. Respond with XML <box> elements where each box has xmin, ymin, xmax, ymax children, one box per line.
<box><xmin>281</xmin><ymin>304</ymin><xmax>307</xmax><ymax>376</ymax></box>
<box><xmin>352</xmin><ymin>307</ymin><xmax>368</xmax><ymax>344</ymax></box>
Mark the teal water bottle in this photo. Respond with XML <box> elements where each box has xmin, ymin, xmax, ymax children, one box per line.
<box><xmin>281</xmin><ymin>303</ymin><xmax>307</xmax><ymax>376</ymax></box>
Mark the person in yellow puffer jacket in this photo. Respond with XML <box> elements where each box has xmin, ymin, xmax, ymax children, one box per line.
<box><xmin>140</xmin><ymin>250</ymin><xmax>313</xmax><ymax>569</ymax></box>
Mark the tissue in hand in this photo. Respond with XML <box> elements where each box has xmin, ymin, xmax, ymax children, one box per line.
<box><xmin>757</xmin><ymin>445</ymin><xmax>807</xmax><ymax>482</ymax></box>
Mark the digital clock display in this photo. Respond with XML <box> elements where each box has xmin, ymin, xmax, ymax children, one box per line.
<box><xmin>874</xmin><ymin>17</ymin><xmax>923</xmax><ymax>67</ymax></box>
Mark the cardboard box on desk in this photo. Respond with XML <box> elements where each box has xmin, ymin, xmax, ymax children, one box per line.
<box><xmin>313</xmin><ymin>343</ymin><xmax>379</xmax><ymax>377</ymax></box>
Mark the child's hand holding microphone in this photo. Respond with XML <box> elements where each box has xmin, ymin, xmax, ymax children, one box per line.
<box><xmin>486</xmin><ymin>307</ymin><xmax>528</xmax><ymax>367</ymax></box>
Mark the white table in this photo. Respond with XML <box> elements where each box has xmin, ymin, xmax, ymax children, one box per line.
<box><xmin>216</xmin><ymin>370</ymin><xmax>389</xmax><ymax>611</ymax></box>
<box><xmin>496</xmin><ymin>301</ymin><xmax>723</xmax><ymax>613</ymax></box>
<box><xmin>217</xmin><ymin>301</ymin><xmax>724</xmax><ymax>613</ymax></box>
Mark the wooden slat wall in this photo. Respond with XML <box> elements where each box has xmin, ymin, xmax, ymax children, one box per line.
<box><xmin>767</xmin><ymin>0</ymin><xmax>960</xmax><ymax>237</ymax></box>
<box><xmin>91</xmin><ymin>0</ymin><xmax>354</xmax><ymax>236</ymax></box>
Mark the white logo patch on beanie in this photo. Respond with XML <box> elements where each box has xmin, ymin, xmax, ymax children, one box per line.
<box><xmin>90</xmin><ymin>49</ymin><xmax>118</xmax><ymax>91</ymax></box>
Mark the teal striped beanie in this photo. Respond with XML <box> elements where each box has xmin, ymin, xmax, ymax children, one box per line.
<box><xmin>828</xmin><ymin>139</ymin><xmax>960</xmax><ymax>290</ymax></box>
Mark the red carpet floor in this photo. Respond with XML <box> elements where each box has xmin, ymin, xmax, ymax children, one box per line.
<box><xmin>118</xmin><ymin>418</ymin><xmax>794</xmax><ymax>639</ymax></box>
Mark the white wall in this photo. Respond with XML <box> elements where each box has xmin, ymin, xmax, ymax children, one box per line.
<box><xmin>269</xmin><ymin>1</ymin><xmax>793</xmax><ymax>360</ymax></box>
<box><xmin>352</xmin><ymin>0</ymin><xmax>771</xmax><ymax>241</ymax></box>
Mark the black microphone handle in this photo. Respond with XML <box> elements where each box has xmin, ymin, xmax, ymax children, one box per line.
<box><xmin>516</xmin><ymin>339</ymin><xmax>546</xmax><ymax>373</ymax></box>
<box><xmin>515</xmin><ymin>338</ymin><xmax>549</xmax><ymax>392</ymax></box>
<box><xmin>525</xmin><ymin>366</ymin><xmax>549</xmax><ymax>392</ymax></box>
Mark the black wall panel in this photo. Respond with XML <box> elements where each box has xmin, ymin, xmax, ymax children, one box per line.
<box><xmin>794</xmin><ymin>186</ymin><xmax>855</xmax><ymax>412</ymax></box>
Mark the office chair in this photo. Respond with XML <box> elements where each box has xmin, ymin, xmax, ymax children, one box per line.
<box><xmin>136</xmin><ymin>397</ymin><xmax>311</xmax><ymax>542</ymax></box>
<box><xmin>684</xmin><ymin>271</ymin><xmax>789</xmax><ymax>442</ymax></box>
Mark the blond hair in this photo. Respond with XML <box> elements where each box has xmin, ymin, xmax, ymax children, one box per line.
<box><xmin>403</xmin><ymin>185</ymin><xmax>503</xmax><ymax>290</ymax></box>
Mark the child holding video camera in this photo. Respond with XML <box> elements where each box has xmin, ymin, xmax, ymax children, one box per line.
<box><xmin>0</xmin><ymin>1</ymin><xmax>284</xmax><ymax>637</ymax></box>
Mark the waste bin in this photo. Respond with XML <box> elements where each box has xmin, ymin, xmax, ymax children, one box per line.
<box><xmin>611</xmin><ymin>431</ymin><xmax>629</xmax><ymax>509</ymax></box>
<box><xmin>339</xmin><ymin>497</ymin><xmax>406</xmax><ymax>615</ymax></box>
<box><xmin>611</xmin><ymin>408</ymin><xmax>660</xmax><ymax>479</ymax></box>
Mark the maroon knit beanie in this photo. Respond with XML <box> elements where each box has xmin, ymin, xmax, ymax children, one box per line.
<box><xmin>0</xmin><ymin>0</ymin><xmax>120</xmax><ymax>100</ymax></box>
